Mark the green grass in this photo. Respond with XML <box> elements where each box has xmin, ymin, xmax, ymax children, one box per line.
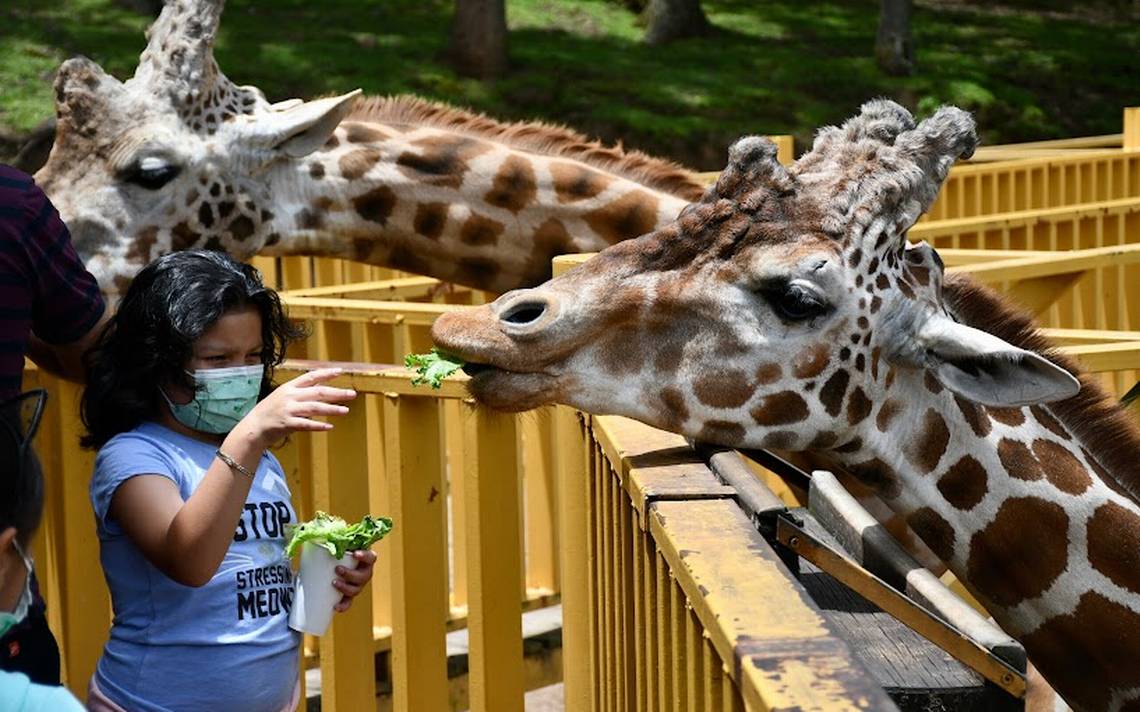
<box><xmin>2</xmin><ymin>0</ymin><xmax>1138</xmax><ymax>168</ymax></box>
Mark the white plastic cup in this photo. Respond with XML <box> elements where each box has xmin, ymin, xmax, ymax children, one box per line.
<box><xmin>289</xmin><ymin>542</ymin><xmax>358</xmax><ymax>636</ymax></box>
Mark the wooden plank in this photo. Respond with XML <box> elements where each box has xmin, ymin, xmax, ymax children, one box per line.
<box><xmin>950</xmin><ymin>241</ymin><xmax>1140</xmax><ymax>283</ymax></box>
<box><xmin>462</xmin><ymin>404</ymin><xmax>524</xmax><ymax>712</ymax></box>
<box><xmin>281</xmin><ymin>296</ymin><xmax>465</xmax><ymax>325</ymax></box>
<box><xmin>649</xmin><ymin>499</ymin><xmax>896</xmax><ymax>711</ymax></box>
<box><xmin>1059</xmin><ymin>341</ymin><xmax>1140</xmax><ymax>372</ymax></box>
<box><xmin>312</xmin><ymin>400</ymin><xmax>376</xmax><ymax>709</ymax></box>
<box><xmin>384</xmin><ymin>395</ymin><xmax>449</xmax><ymax>712</ymax></box>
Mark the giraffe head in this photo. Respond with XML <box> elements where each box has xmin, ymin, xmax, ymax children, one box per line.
<box><xmin>34</xmin><ymin>0</ymin><xmax>359</xmax><ymax>298</ymax></box>
<box><xmin>432</xmin><ymin>100</ymin><xmax>1080</xmax><ymax>450</ymax></box>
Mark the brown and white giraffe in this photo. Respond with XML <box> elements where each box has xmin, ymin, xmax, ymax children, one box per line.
<box><xmin>34</xmin><ymin>0</ymin><xmax>704</xmax><ymax>299</ymax></box>
<box><xmin>432</xmin><ymin>100</ymin><xmax>1140</xmax><ymax>712</ymax></box>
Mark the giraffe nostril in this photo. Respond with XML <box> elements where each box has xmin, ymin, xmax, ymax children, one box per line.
<box><xmin>501</xmin><ymin>301</ymin><xmax>547</xmax><ymax>325</ymax></box>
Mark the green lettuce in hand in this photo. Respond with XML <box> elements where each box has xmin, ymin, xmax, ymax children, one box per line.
<box><xmin>405</xmin><ymin>348</ymin><xmax>465</xmax><ymax>388</ymax></box>
<box><xmin>285</xmin><ymin>511</ymin><xmax>393</xmax><ymax>559</ymax></box>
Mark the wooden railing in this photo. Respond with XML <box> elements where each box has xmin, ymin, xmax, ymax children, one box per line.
<box><xmin>24</xmin><ymin>362</ymin><xmax>558</xmax><ymax>711</ymax></box>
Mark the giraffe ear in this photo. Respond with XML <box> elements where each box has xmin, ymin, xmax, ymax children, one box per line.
<box><xmin>917</xmin><ymin>315</ymin><xmax>1080</xmax><ymax>407</ymax></box>
<box><xmin>244</xmin><ymin>90</ymin><xmax>362</xmax><ymax>158</ymax></box>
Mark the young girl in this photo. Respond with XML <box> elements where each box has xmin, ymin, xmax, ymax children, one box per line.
<box><xmin>81</xmin><ymin>250</ymin><xmax>372</xmax><ymax>712</ymax></box>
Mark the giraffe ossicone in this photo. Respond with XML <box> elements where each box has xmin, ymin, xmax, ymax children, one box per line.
<box><xmin>36</xmin><ymin>0</ymin><xmax>704</xmax><ymax>300</ymax></box>
<box><xmin>432</xmin><ymin>100</ymin><xmax>1140</xmax><ymax>712</ymax></box>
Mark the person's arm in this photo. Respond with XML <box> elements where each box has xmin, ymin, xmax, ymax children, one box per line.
<box><xmin>21</xmin><ymin>174</ymin><xmax>107</xmax><ymax>383</ymax></box>
<box><xmin>110</xmin><ymin>368</ymin><xmax>356</xmax><ymax>587</ymax></box>
<box><xmin>26</xmin><ymin>308</ymin><xmax>109</xmax><ymax>382</ymax></box>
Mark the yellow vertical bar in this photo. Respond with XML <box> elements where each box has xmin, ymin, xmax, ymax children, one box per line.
<box><xmin>362</xmin><ymin>393</ymin><xmax>392</xmax><ymax>640</ymax></box>
<box><xmin>523</xmin><ymin>406</ymin><xmax>559</xmax><ymax>594</ymax></box>
<box><xmin>384</xmin><ymin>395</ymin><xmax>449</xmax><ymax>712</ymax></box>
<box><xmin>631</xmin><ymin>513</ymin><xmax>646</xmax><ymax>712</ymax></box>
<box><xmin>615</xmin><ymin>480</ymin><xmax>626</xmax><ymax>712</ymax></box>
<box><xmin>51</xmin><ymin>379</ymin><xmax>107</xmax><ymax>700</ymax></box>
<box><xmin>671</xmin><ymin>573</ymin><xmax>687</xmax><ymax>710</ymax></box>
<box><xmin>555</xmin><ymin>405</ymin><xmax>590</xmax><ymax>711</ymax></box>
<box><xmin>1125</xmin><ymin>107</ymin><xmax>1140</xmax><ymax>151</ymax></box>
<box><xmin>444</xmin><ymin>399</ymin><xmax>468</xmax><ymax>613</ymax></box>
<box><xmin>588</xmin><ymin>442</ymin><xmax>604</xmax><ymax>712</ymax></box>
<box><xmin>364</xmin><ymin>322</ymin><xmax>397</xmax><ymax>366</ymax></box>
<box><xmin>656</xmin><ymin>554</ymin><xmax>672</xmax><ymax>712</ymax></box>
<box><xmin>599</xmin><ymin>460</ymin><xmax>613</xmax><ymax>712</ymax></box>
<box><xmin>312</xmin><ymin>401</ymin><xmax>376</xmax><ymax>710</ymax></box>
<box><xmin>687</xmin><ymin>604</ymin><xmax>704</xmax><ymax>710</ymax></box>
<box><xmin>644</xmin><ymin>529</ymin><xmax>658</xmax><ymax>712</ymax></box>
<box><xmin>704</xmin><ymin>634</ymin><xmax>723</xmax><ymax>711</ymax></box>
<box><xmin>462</xmin><ymin>403</ymin><xmax>524</xmax><ymax>712</ymax></box>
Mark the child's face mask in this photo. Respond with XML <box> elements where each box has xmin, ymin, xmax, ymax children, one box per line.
<box><xmin>0</xmin><ymin>541</ymin><xmax>33</xmax><ymax>638</ymax></box>
<box><xmin>161</xmin><ymin>364</ymin><xmax>265</xmax><ymax>434</ymax></box>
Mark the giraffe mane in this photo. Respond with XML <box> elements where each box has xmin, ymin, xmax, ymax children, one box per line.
<box><xmin>943</xmin><ymin>272</ymin><xmax>1140</xmax><ymax>504</ymax></box>
<box><xmin>344</xmin><ymin>95</ymin><xmax>707</xmax><ymax>202</ymax></box>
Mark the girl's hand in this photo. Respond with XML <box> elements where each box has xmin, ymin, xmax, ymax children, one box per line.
<box><xmin>237</xmin><ymin>368</ymin><xmax>356</xmax><ymax>449</ymax></box>
<box><xmin>333</xmin><ymin>550</ymin><xmax>376</xmax><ymax>613</ymax></box>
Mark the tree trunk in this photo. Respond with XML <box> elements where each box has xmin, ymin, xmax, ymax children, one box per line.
<box><xmin>643</xmin><ymin>0</ymin><xmax>712</xmax><ymax>46</ymax></box>
<box><xmin>875</xmin><ymin>0</ymin><xmax>914</xmax><ymax>76</ymax></box>
<box><xmin>449</xmin><ymin>0</ymin><xmax>508</xmax><ymax>79</ymax></box>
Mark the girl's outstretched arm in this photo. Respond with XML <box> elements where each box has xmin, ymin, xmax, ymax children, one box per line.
<box><xmin>110</xmin><ymin>368</ymin><xmax>356</xmax><ymax>587</ymax></box>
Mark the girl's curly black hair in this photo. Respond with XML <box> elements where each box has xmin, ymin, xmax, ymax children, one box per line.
<box><xmin>81</xmin><ymin>250</ymin><xmax>305</xmax><ymax>449</ymax></box>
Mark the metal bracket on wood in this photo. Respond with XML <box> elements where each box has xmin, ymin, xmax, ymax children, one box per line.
<box><xmin>773</xmin><ymin>514</ymin><xmax>1027</xmax><ymax>700</ymax></box>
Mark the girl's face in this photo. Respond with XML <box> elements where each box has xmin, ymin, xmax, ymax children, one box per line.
<box><xmin>188</xmin><ymin>305</ymin><xmax>265</xmax><ymax>371</ymax></box>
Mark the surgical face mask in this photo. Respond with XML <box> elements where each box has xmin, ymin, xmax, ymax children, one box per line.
<box><xmin>0</xmin><ymin>541</ymin><xmax>33</xmax><ymax>638</ymax></box>
<box><xmin>161</xmin><ymin>364</ymin><xmax>265</xmax><ymax>434</ymax></box>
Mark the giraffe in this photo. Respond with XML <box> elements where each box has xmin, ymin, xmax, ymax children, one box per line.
<box><xmin>432</xmin><ymin>100</ymin><xmax>1140</xmax><ymax>712</ymax></box>
<box><xmin>33</xmin><ymin>0</ymin><xmax>704</xmax><ymax>299</ymax></box>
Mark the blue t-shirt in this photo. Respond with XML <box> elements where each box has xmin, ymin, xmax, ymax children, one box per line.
<box><xmin>89</xmin><ymin>422</ymin><xmax>300</xmax><ymax>712</ymax></box>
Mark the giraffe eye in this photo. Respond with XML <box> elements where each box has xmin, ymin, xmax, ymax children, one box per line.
<box><xmin>124</xmin><ymin>158</ymin><xmax>182</xmax><ymax>191</ymax></box>
<box><xmin>765</xmin><ymin>283</ymin><xmax>829</xmax><ymax>322</ymax></box>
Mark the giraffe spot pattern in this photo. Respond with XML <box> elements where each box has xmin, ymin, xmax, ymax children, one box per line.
<box><xmin>455</xmin><ymin>257</ymin><xmax>501</xmax><ymax>286</ymax></box>
<box><xmin>1087</xmin><ymin>501</ymin><xmax>1140</xmax><ymax>596</ymax></box>
<box><xmin>345</xmin><ymin>123</ymin><xmax>389</xmax><ymax>143</ymax></box>
<box><xmin>907</xmin><ymin>507</ymin><xmax>956</xmax><ymax>561</ymax></box>
<box><xmin>550</xmin><ymin>161</ymin><xmax>612</xmax><ymax>203</ymax></box>
<box><xmin>697</xmin><ymin>420</ymin><xmax>746</xmax><ymax>446</ymax></box>
<box><xmin>819</xmin><ymin>369</ymin><xmax>850</xmax><ymax>416</ymax></box>
<box><xmin>484</xmin><ymin>155</ymin><xmax>537</xmax><ymax>214</ymax></box>
<box><xmin>1030</xmin><ymin>405</ymin><xmax>1070</xmax><ymax>440</ymax></box>
<box><xmin>923</xmin><ymin>371</ymin><xmax>943</xmax><ymax>394</ymax></box>
<box><xmin>953</xmin><ymin>396</ymin><xmax>991</xmax><ymax>438</ymax></box>
<box><xmin>459</xmin><ymin>214</ymin><xmax>505</xmax><ymax>246</ymax></box>
<box><xmin>1031</xmin><ymin>439</ymin><xmax>1091</xmax><ymax>495</ymax></box>
<box><xmin>905</xmin><ymin>409</ymin><xmax>950</xmax><ymax>474</ymax></box>
<box><xmin>413</xmin><ymin>202</ymin><xmax>449</xmax><ymax>241</ymax></box>
<box><xmin>309</xmin><ymin>162</ymin><xmax>325</xmax><ymax>179</ymax></box>
<box><xmin>693</xmin><ymin>370</ymin><xmax>755</xmax><ymax>409</ymax></box>
<box><xmin>755</xmin><ymin>362</ymin><xmax>782</xmax><ymax>385</ymax></box>
<box><xmin>659</xmin><ymin>387</ymin><xmax>690</xmax><ymax>432</ymax></box>
<box><xmin>171</xmin><ymin>221</ymin><xmax>197</xmax><ymax>251</ymax></box>
<box><xmin>583</xmin><ymin>191</ymin><xmax>660</xmax><ymax>245</ymax></box>
<box><xmin>846</xmin><ymin>387</ymin><xmax>872</xmax><ymax>426</ymax></box>
<box><xmin>847</xmin><ymin>458</ymin><xmax>901</xmax><ymax>499</ymax></box>
<box><xmin>807</xmin><ymin>431</ymin><xmax>839</xmax><ymax>449</ymax></box>
<box><xmin>750</xmin><ymin>391</ymin><xmax>810</xmax><ymax>426</ymax></box>
<box><xmin>875</xmin><ymin>399</ymin><xmax>901</xmax><ymax>432</ymax></box>
<box><xmin>792</xmin><ymin>342</ymin><xmax>829</xmax><ymax>379</ymax></box>
<box><xmin>763</xmin><ymin>430</ymin><xmax>799</xmax><ymax>450</ymax></box>
<box><xmin>396</xmin><ymin>136</ymin><xmax>492</xmax><ymax>189</ymax></box>
<box><xmin>967</xmin><ymin>497</ymin><xmax>1069</xmax><ymax>608</ymax></box>
<box><xmin>338</xmin><ymin>147</ymin><xmax>383</xmax><ymax>181</ymax></box>
<box><xmin>987</xmin><ymin>406</ymin><xmax>1026</xmax><ymax>426</ymax></box>
<box><xmin>228</xmin><ymin>216</ymin><xmax>255</xmax><ymax>241</ymax></box>
<box><xmin>937</xmin><ymin>455</ymin><xmax>988</xmax><ymax>511</ymax></box>
<box><xmin>1020</xmin><ymin>592</ymin><xmax>1140</xmax><ymax>712</ymax></box>
<box><xmin>353</xmin><ymin>186</ymin><xmax>397</xmax><ymax>226</ymax></box>
<box><xmin>997</xmin><ymin>438</ymin><xmax>1042</xmax><ymax>481</ymax></box>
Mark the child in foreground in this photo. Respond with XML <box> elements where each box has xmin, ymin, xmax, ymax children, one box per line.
<box><xmin>81</xmin><ymin>251</ymin><xmax>373</xmax><ymax>712</ymax></box>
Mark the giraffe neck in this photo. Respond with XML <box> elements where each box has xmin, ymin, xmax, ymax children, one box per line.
<box><xmin>259</xmin><ymin>119</ymin><xmax>692</xmax><ymax>292</ymax></box>
<box><xmin>831</xmin><ymin>367</ymin><xmax>1140</xmax><ymax>712</ymax></box>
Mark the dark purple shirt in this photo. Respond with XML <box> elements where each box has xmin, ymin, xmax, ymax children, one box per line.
<box><xmin>0</xmin><ymin>165</ymin><xmax>105</xmax><ymax>398</ymax></box>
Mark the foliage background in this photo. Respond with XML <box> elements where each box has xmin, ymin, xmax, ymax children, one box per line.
<box><xmin>2</xmin><ymin>0</ymin><xmax>1138</xmax><ymax>169</ymax></box>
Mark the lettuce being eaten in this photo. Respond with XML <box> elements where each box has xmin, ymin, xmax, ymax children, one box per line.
<box><xmin>405</xmin><ymin>348</ymin><xmax>465</xmax><ymax>389</ymax></box>
<box><xmin>285</xmin><ymin>511</ymin><xmax>394</xmax><ymax>559</ymax></box>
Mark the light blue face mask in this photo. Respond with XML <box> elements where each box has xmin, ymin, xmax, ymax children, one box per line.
<box><xmin>0</xmin><ymin>541</ymin><xmax>33</xmax><ymax>638</ymax></box>
<box><xmin>161</xmin><ymin>364</ymin><xmax>265</xmax><ymax>434</ymax></box>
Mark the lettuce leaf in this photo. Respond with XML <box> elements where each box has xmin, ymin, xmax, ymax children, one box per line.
<box><xmin>285</xmin><ymin>511</ymin><xmax>394</xmax><ymax>559</ymax></box>
<box><xmin>405</xmin><ymin>348</ymin><xmax>465</xmax><ymax>389</ymax></box>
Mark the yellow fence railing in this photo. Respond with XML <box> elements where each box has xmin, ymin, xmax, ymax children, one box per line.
<box><xmin>24</xmin><ymin>363</ymin><xmax>559</xmax><ymax>711</ymax></box>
